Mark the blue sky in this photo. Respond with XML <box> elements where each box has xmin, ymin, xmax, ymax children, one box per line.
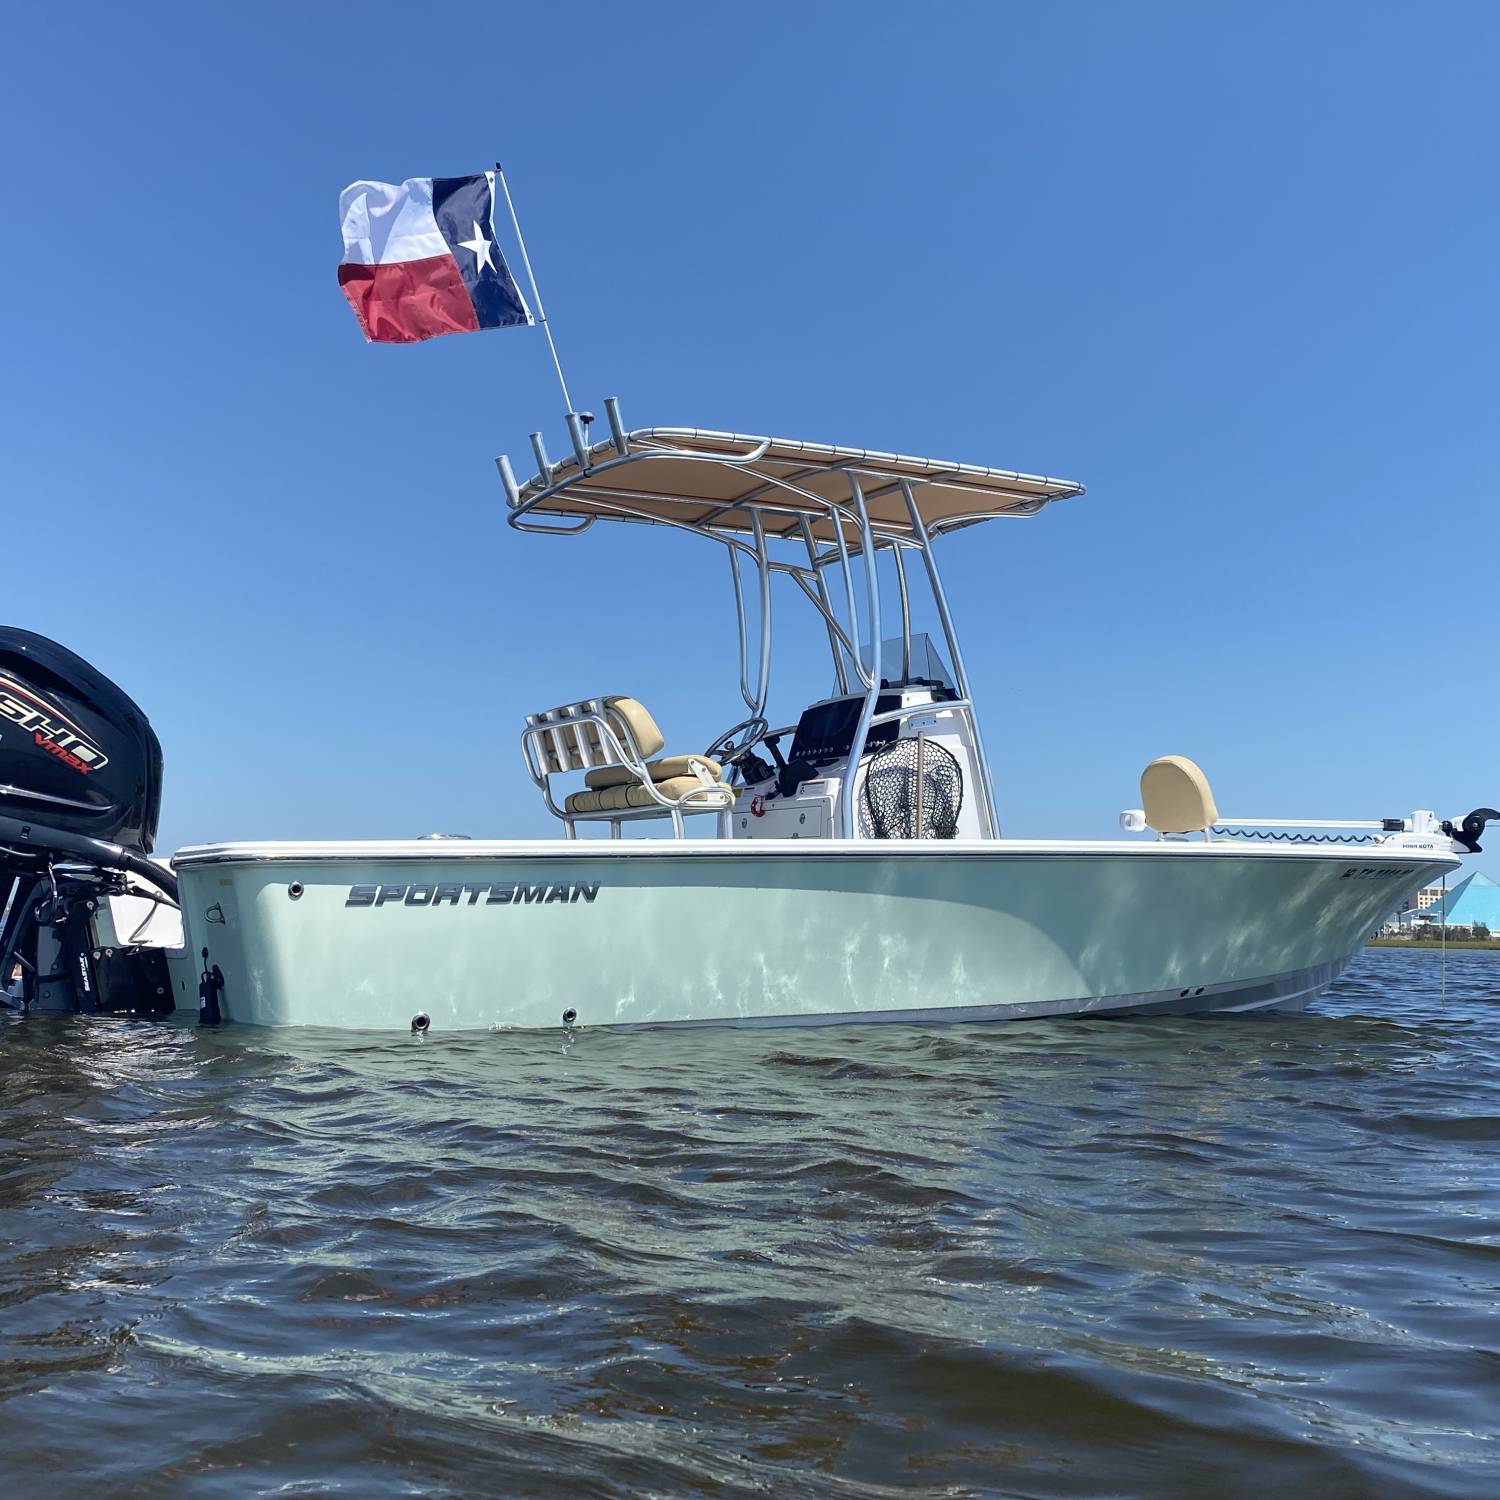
<box><xmin>3</xmin><ymin>2</ymin><xmax>1495</xmax><ymax>873</ymax></box>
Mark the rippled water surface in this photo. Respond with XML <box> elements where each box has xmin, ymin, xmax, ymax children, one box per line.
<box><xmin>3</xmin><ymin>948</ymin><xmax>1499</xmax><ymax>1498</ymax></box>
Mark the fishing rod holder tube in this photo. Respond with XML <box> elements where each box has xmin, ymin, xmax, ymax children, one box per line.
<box><xmin>604</xmin><ymin>396</ymin><xmax>628</xmax><ymax>456</ymax></box>
<box><xmin>496</xmin><ymin>453</ymin><xmax>522</xmax><ymax>507</ymax></box>
<box><xmin>565</xmin><ymin>413</ymin><xmax>591</xmax><ymax>471</ymax></box>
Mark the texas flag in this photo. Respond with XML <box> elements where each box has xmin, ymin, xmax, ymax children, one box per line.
<box><xmin>337</xmin><ymin>173</ymin><xmax>533</xmax><ymax>344</ymax></box>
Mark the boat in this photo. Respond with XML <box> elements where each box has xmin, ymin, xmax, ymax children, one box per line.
<box><xmin>1</xmin><ymin>403</ymin><xmax>1492</xmax><ymax>1031</ymax></box>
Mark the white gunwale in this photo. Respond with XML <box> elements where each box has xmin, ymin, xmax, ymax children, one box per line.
<box><xmin>171</xmin><ymin>838</ymin><xmax>1460</xmax><ymax>869</ymax></box>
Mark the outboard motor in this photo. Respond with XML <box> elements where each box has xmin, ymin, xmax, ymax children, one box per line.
<box><xmin>0</xmin><ymin>628</ymin><xmax>176</xmax><ymax>1016</ymax></box>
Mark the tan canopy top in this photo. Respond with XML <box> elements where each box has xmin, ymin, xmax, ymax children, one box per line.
<box><xmin>505</xmin><ymin>425</ymin><xmax>1085</xmax><ymax>543</ymax></box>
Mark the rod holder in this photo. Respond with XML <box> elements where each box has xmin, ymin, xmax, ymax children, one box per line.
<box><xmin>565</xmin><ymin>413</ymin><xmax>590</xmax><ymax>470</ymax></box>
<box><xmin>496</xmin><ymin>454</ymin><xmax>521</xmax><ymax>506</ymax></box>
<box><xmin>604</xmin><ymin>396</ymin><xmax>628</xmax><ymax>456</ymax></box>
<box><xmin>530</xmin><ymin>431</ymin><xmax>553</xmax><ymax>478</ymax></box>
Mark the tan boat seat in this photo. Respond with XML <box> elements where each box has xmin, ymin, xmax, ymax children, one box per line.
<box><xmin>583</xmin><ymin>754</ymin><xmax>724</xmax><ymax>791</ymax></box>
<box><xmin>535</xmin><ymin>695</ymin><xmax>664</xmax><ymax>774</ymax></box>
<box><xmin>524</xmin><ymin>695</ymin><xmax>734</xmax><ymax>829</ymax></box>
<box><xmin>1140</xmin><ymin>755</ymin><xmax>1219</xmax><ymax>834</ymax></box>
<box><xmin>565</xmin><ymin>775</ymin><xmax>735</xmax><ymax>816</ymax></box>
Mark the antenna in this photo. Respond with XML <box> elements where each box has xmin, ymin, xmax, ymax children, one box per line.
<box><xmin>493</xmin><ymin>163</ymin><xmax>576</xmax><ymax>421</ymax></box>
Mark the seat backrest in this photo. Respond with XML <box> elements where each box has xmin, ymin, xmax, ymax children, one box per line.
<box><xmin>529</xmin><ymin>696</ymin><xmax>665</xmax><ymax>774</ymax></box>
<box><xmin>1140</xmin><ymin>755</ymin><xmax>1218</xmax><ymax>834</ymax></box>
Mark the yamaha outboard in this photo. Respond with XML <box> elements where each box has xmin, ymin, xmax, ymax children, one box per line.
<box><xmin>0</xmin><ymin>628</ymin><xmax>177</xmax><ymax>1016</ymax></box>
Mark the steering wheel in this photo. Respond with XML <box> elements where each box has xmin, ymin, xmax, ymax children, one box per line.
<box><xmin>704</xmin><ymin>715</ymin><xmax>769</xmax><ymax>766</ymax></box>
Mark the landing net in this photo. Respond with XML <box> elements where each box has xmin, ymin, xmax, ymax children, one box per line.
<box><xmin>861</xmin><ymin>739</ymin><xmax>963</xmax><ymax>840</ymax></box>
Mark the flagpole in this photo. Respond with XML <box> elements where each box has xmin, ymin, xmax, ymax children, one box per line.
<box><xmin>494</xmin><ymin>163</ymin><xmax>574</xmax><ymax>416</ymax></box>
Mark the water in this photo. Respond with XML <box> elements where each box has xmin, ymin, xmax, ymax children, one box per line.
<box><xmin>2</xmin><ymin>948</ymin><xmax>1497</xmax><ymax>1499</ymax></box>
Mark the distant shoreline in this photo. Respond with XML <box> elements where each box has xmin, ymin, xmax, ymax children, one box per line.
<box><xmin>1369</xmin><ymin>937</ymin><xmax>1500</xmax><ymax>950</ymax></box>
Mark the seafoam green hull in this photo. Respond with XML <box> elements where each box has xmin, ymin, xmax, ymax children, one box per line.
<box><xmin>163</xmin><ymin>839</ymin><xmax>1457</xmax><ymax>1031</ymax></box>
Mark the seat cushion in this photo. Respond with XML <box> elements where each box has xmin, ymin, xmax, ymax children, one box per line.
<box><xmin>1140</xmin><ymin>755</ymin><xmax>1219</xmax><ymax>834</ymax></box>
<box><xmin>583</xmin><ymin>754</ymin><xmax>724</xmax><ymax>791</ymax></box>
<box><xmin>618</xmin><ymin>775</ymin><xmax>732</xmax><ymax>809</ymax></box>
<box><xmin>565</xmin><ymin>775</ymin><xmax>733</xmax><ymax>816</ymax></box>
<box><xmin>537</xmin><ymin>696</ymin><xmax>665</xmax><ymax>772</ymax></box>
<box><xmin>598</xmin><ymin>696</ymin><xmax>665</xmax><ymax>761</ymax></box>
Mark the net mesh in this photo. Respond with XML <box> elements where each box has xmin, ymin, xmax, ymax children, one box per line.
<box><xmin>861</xmin><ymin>737</ymin><xmax>963</xmax><ymax>839</ymax></box>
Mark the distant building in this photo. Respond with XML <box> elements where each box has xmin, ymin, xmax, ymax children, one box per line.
<box><xmin>1408</xmin><ymin>871</ymin><xmax>1500</xmax><ymax>930</ymax></box>
<box><xmin>1394</xmin><ymin>883</ymin><xmax>1448</xmax><ymax>926</ymax></box>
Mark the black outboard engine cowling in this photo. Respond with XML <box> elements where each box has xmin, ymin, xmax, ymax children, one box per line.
<box><xmin>0</xmin><ymin>627</ymin><xmax>163</xmax><ymax>852</ymax></box>
<box><xmin>0</xmin><ymin>628</ymin><xmax>175</xmax><ymax>1017</ymax></box>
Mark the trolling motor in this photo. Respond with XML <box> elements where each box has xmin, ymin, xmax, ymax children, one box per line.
<box><xmin>0</xmin><ymin>627</ymin><xmax>177</xmax><ymax>1016</ymax></box>
<box><xmin>1441</xmin><ymin>808</ymin><xmax>1500</xmax><ymax>855</ymax></box>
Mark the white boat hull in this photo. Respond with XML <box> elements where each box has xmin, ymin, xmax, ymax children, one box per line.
<box><xmin>164</xmin><ymin>839</ymin><xmax>1457</xmax><ymax>1031</ymax></box>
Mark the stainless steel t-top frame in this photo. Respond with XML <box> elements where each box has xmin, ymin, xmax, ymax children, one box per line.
<box><xmin>498</xmin><ymin>398</ymin><xmax>1085</xmax><ymax>840</ymax></box>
